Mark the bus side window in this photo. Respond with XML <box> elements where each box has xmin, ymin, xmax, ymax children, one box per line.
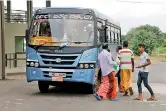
<box><xmin>111</xmin><ymin>27</ymin><xmax>114</xmax><ymax>43</ymax></box>
<box><xmin>97</xmin><ymin>21</ymin><xmax>105</xmax><ymax>43</ymax></box>
<box><xmin>99</xmin><ymin>29</ymin><xmax>105</xmax><ymax>43</ymax></box>
<box><xmin>97</xmin><ymin>29</ymin><xmax>100</xmax><ymax>44</ymax></box>
<box><xmin>114</xmin><ymin>32</ymin><xmax>117</xmax><ymax>44</ymax></box>
<box><xmin>117</xmin><ymin>33</ymin><xmax>119</xmax><ymax>44</ymax></box>
<box><xmin>107</xmin><ymin>27</ymin><xmax>111</xmax><ymax>43</ymax></box>
<box><xmin>118</xmin><ymin>29</ymin><xmax>121</xmax><ymax>44</ymax></box>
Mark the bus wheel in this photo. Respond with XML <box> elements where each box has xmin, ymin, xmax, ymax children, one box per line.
<box><xmin>87</xmin><ymin>84</ymin><xmax>97</xmax><ymax>94</ymax></box>
<box><xmin>38</xmin><ymin>81</ymin><xmax>49</xmax><ymax>93</ymax></box>
<box><xmin>87</xmin><ymin>79</ymin><xmax>100</xmax><ymax>94</ymax></box>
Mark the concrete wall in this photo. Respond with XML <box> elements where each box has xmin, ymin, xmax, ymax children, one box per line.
<box><xmin>5</xmin><ymin>23</ymin><xmax>27</xmax><ymax>53</ymax></box>
<box><xmin>5</xmin><ymin>23</ymin><xmax>27</xmax><ymax>68</ymax></box>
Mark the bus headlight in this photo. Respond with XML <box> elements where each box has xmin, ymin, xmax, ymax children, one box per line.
<box><xmin>27</xmin><ymin>61</ymin><xmax>39</xmax><ymax>67</ymax></box>
<box><xmin>78</xmin><ymin>63</ymin><xmax>95</xmax><ymax>69</ymax></box>
<box><xmin>90</xmin><ymin>64</ymin><xmax>95</xmax><ymax>68</ymax></box>
<box><xmin>84</xmin><ymin>64</ymin><xmax>89</xmax><ymax>68</ymax></box>
<box><xmin>34</xmin><ymin>62</ymin><xmax>39</xmax><ymax>67</ymax></box>
<box><xmin>30</xmin><ymin>62</ymin><xmax>35</xmax><ymax>67</ymax></box>
<box><xmin>79</xmin><ymin>64</ymin><xmax>84</xmax><ymax>69</ymax></box>
<box><xmin>26</xmin><ymin>62</ymin><xmax>30</xmax><ymax>66</ymax></box>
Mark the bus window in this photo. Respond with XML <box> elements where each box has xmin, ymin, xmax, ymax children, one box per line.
<box><xmin>97</xmin><ymin>29</ymin><xmax>100</xmax><ymax>44</ymax></box>
<box><xmin>114</xmin><ymin>32</ymin><xmax>117</xmax><ymax>44</ymax></box>
<box><xmin>99</xmin><ymin>29</ymin><xmax>105</xmax><ymax>43</ymax></box>
<box><xmin>111</xmin><ymin>31</ymin><xmax>114</xmax><ymax>43</ymax></box>
<box><xmin>118</xmin><ymin>29</ymin><xmax>121</xmax><ymax>44</ymax></box>
<box><xmin>39</xmin><ymin>21</ymin><xmax>52</xmax><ymax>37</ymax></box>
<box><xmin>97</xmin><ymin>21</ymin><xmax>102</xmax><ymax>28</ymax></box>
<box><xmin>107</xmin><ymin>29</ymin><xmax>111</xmax><ymax>43</ymax></box>
<box><xmin>117</xmin><ymin>33</ymin><xmax>119</xmax><ymax>44</ymax></box>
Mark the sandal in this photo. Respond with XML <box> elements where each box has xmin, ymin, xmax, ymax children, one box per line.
<box><xmin>93</xmin><ymin>93</ymin><xmax>102</xmax><ymax>100</ymax></box>
<box><xmin>147</xmin><ymin>98</ymin><xmax>156</xmax><ymax>101</ymax></box>
<box><xmin>133</xmin><ymin>98</ymin><xmax>143</xmax><ymax>101</ymax></box>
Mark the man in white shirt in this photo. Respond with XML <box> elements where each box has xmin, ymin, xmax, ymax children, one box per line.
<box><xmin>93</xmin><ymin>43</ymin><xmax>118</xmax><ymax>101</ymax></box>
<box><xmin>134</xmin><ymin>44</ymin><xmax>156</xmax><ymax>101</ymax></box>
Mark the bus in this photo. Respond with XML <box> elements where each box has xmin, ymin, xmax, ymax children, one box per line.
<box><xmin>25</xmin><ymin>7</ymin><xmax>122</xmax><ymax>93</ymax></box>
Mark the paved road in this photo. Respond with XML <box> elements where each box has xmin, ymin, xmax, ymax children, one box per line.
<box><xmin>0</xmin><ymin>62</ymin><xmax>166</xmax><ymax>111</ymax></box>
<box><xmin>0</xmin><ymin>79</ymin><xmax>166</xmax><ymax>111</ymax></box>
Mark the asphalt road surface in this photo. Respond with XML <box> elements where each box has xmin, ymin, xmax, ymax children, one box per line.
<box><xmin>0</xmin><ymin>62</ymin><xmax>166</xmax><ymax>111</ymax></box>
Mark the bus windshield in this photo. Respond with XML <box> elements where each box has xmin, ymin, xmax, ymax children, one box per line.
<box><xmin>29</xmin><ymin>14</ymin><xmax>94</xmax><ymax>46</ymax></box>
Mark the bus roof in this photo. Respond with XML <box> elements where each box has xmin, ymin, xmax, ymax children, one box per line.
<box><xmin>35</xmin><ymin>7</ymin><xmax>120</xmax><ymax>26</ymax></box>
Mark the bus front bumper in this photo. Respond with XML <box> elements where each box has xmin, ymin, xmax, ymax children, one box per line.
<box><xmin>26</xmin><ymin>67</ymin><xmax>95</xmax><ymax>85</ymax></box>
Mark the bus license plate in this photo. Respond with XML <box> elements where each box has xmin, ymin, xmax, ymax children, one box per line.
<box><xmin>49</xmin><ymin>72</ymin><xmax>66</xmax><ymax>77</ymax></box>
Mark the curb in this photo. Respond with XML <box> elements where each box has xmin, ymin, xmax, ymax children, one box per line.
<box><xmin>6</xmin><ymin>72</ymin><xmax>26</xmax><ymax>76</ymax></box>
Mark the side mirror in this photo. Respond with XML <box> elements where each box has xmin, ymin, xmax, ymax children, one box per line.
<box><xmin>25</xmin><ymin>29</ymin><xmax>29</xmax><ymax>45</ymax></box>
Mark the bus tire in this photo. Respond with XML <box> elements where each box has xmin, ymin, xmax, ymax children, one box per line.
<box><xmin>38</xmin><ymin>81</ymin><xmax>49</xmax><ymax>93</ymax></box>
<box><xmin>86</xmin><ymin>84</ymin><xmax>96</xmax><ymax>94</ymax></box>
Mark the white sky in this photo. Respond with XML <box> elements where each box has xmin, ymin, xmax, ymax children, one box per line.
<box><xmin>4</xmin><ymin>0</ymin><xmax>166</xmax><ymax>34</ymax></box>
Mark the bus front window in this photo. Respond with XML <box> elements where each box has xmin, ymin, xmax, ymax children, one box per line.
<box><xmin>29</xmin><ymin>14</ymin><xmax>94</xmax><ymax>46</ymax></box>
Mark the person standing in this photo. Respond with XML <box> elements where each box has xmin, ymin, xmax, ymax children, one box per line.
<box><xmin>115</xmin><ymin>46</ymin><xmax>124</xmax><ymax>93</ymax></box>
<box><xmin>134</xmin><ymin>44</ymin><xmax>156</xmax><ymax>101</ymax></box>
<box><xmin>118</xmin><ymin>41</ymin><xmax>134</xmax><ymax>96</ymax></box>
<box><xmin>94</xmin><ymin>43</ymin><xmax>119</xmax><ymax>101</ymax></box>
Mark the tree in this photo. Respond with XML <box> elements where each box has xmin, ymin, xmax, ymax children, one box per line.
<box><xmin>130</xmin><ymin>29</ymin><xmax>156</xmax><ymax>55</ymax></box>
<box><xmin>123</xmin><ymin>24</ymin><xmax>166</xmax><ymax>55</ymax></box>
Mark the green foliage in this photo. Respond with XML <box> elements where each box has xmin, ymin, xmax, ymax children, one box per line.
<box><xmin>158</xmin><ymin>46</ymin><xmax>166</xmax><ymax>54</ymax></box>
<box><xmin>123</xmin><ymin>24</ymin><xmax>166</xmax><ymax>55</ymax></box>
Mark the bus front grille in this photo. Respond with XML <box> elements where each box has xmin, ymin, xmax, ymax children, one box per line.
<box><xmin>39</xmin><ymin>53</ymin><xmax>80</xmax><ymax>66</ymax></box>
<box><xmin>43</xmin><ymin>61</ymin><xmax>74</xmax><ymax>65</ymax></box>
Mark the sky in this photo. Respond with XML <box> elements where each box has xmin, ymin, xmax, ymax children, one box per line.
<box><xmin>4</xmin><ymin>0</ymin><xmax>166</xmax><ymax>35</ymax></box>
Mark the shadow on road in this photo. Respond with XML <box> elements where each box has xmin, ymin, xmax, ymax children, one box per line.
<box><xmin>30</xmin><ymin>84</ymin><xmax>92</xmax><ymax>97</ymax></box>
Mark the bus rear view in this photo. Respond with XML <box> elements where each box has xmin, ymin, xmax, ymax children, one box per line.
<box><xmin>26</xmin><ymin>8</ymin><xmax>97</xmax><ymax>93</ymax></box>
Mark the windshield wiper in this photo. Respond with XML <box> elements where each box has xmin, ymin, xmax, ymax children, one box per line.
<box><xmin>58</xmin><ymin>42</ymin><xmax>69</xmax><ymax>50</ymax></box>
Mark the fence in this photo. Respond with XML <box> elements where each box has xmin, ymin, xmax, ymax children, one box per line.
<box><xmin>5</xmin><ymin>52</ymin><xmax>26</xmax><ymax>69</ymax></box>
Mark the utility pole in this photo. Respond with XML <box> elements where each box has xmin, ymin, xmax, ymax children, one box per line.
<box><xmin>7</xmin><ymin>0</ymin><xmax>11</xmax><ymax>23</ymax></box>
<box><xmin>27</xmin><ymin>0</ymin><xmax>33</xmax><ymax>29</ymax></box>
<box><xmin>46</xmin><ymin>0</ymin><xmax>51</xmax><ymax>7</ymax></box>
<box><xmin>0</xmin><ymin>0</ymin><xmax>6</xmax><ymax>80</ymax></box>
